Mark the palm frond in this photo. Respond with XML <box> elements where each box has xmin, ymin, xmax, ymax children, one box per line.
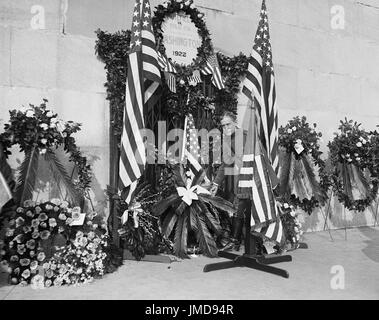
<box><xmin>44</xmin><ymin>150</ymin><xmax>81</xmax><ymax>206</ymax></box>
<box><xmin>191</xmin><ymin>169</ymin><xmax>206</xmax><ymax>187</ymax></box>
<box><xmin>195</xmin><ymin>200</ymin><xmax>222</xmax><ymax>235</ymax></box>
<box><xmin>200</xmin><ymin>194</ymin><xmax>236</xmax><ymax>216</ymax></box>
<box><xmin>161</xmin><ymin>209</ymin><xmax>178</xmax><ymax>238</ymax></box>
<box><xmin>171</xmin><ymin>164</ymin><xmax>186</xmax><ymax>187</ymax></box>
<box><xmin>189</xmin><ymin>206</ymin><xmax>198</xmax><ymax>232</ymax></box>
<box><xmin>175</xmin><ymin>201</ymin><xmax>187</xmax><ymax>216</ymax></box>
<box><xmin>15</xmin><ymin>147</ymin><xmax>39</xmax><ymax>205</ymax></box>
<box><xmin>174</xmin><ymin>208</ymin><xmax>189</xmax><ymax>259</ymax></box>
<box><xmin>301</xmin><ymin>155</ymin><xmax>325</xmax><ymax>202</ymax></box>
<box><xmin>194</xmin><ymin>208</ymin><xmax>218</xmax><ymax>257</ymax></box>
<box><xmin>151</xmin><ymin>193</ymin><xmax>179</xmax><ymax>216</ymax></box>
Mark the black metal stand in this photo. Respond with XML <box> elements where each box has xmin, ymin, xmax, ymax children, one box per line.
<box><xmin>203</xmin><ymin>208</ymin><xmax>293</xmax><ymax>278</ymax></box>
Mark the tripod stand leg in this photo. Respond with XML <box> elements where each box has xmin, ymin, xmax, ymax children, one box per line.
<box><xmin>257</xmin><ymin>254</ymin><xmax>292</xmax><ymax>264</ymax></box>
<box><xmin>203</xmin><ymin>260</ymin><xmax>240</xmax><ymax>273</ymax></box>
<box><xmin>235</xmin><ymin>256</ymin><xmax>289</xmax><ymax>278</ymax></box>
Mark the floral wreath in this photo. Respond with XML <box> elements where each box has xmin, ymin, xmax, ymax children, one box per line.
<box><xmin>0</xmin><ymin>100</ymin><xmax>92</xmax><ymax>199</ymax></box>
<box><xmin>328</xmin><ymin>119</ymin><xmax>378</xmax><ymax>212</ymax></box>
<box><xmin>278</xmin><ymin>116</ymin><xmax>330</xmax><ymax>214</ymax></box>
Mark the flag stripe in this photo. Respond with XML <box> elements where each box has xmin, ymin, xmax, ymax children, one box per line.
<box><xmin>119</xmin><ymin>0</ymin><xmax>161</xmax><ymax>205</ymax></box>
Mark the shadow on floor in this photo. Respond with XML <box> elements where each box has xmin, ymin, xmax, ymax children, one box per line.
<box><xmin>359</xmin><ymin>227</ymin><xmax>379</xmax><ymax>263</ymax></box>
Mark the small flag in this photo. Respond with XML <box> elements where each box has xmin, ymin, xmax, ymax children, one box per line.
<box><xmin>187</xmin><ymin>70</ymin><xmax>202</xmax><ymax>86</ymax></box>
<box><xmin>201</xmin><ymin>53</ymin><xmax>225</xmax><ymax>89</ymax></box>
<box><xmin>157</xmin><ymin>51</ymin><xmax>177</xmax><ymax>73</ymax></box>
<box><xmin>164</xmin><ymin>71</ymin><xmax>176</xmax><ymax>93</ymax></box>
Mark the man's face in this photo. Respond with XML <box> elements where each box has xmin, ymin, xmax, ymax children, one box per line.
<box><xmin>220</xmin><ymin>115</ymin><xmax>236</xmax><ymax>136</ymax></box>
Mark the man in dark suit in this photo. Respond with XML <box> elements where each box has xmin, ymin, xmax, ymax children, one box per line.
<box><xmin>210</xmin><ymin>111</ymin><xmax>247</xmax><ymax>251</ymax></box>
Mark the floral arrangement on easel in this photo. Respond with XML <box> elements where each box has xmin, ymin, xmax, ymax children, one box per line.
<box><xmin>328</xmin><ymin>119</ymin><xmax>378</xmax><ymax>212</ymax></box>
<box><xmin>278</xmin><ymin>116</ymin><xmax>330</xmax><ymax>214</ymax></box>
<box><xmin>0</xmin><ymin>99</ymin><xmax>92</xmax><ymax>206</ymax></box>
<box><xmin>0</xmin><ymin>101</ymin><xmax>123</xmax><ymax>287</ymax></box>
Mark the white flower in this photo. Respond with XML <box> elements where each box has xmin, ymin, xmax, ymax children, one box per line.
<box><xmin>40</xmin><ymin>123</ymin><xmax>48</xmax><ymax>130</ymax></box>
<box><xmin>39</xmin><ymin>149</ymin><xmax>47</xmax><ymax>155</ymax></box>
<box><xmin>287</xmin><ymin>129</ymin><xmax>292</xmax><ymax>134</ymax></box>
<box><xmin>41</xmin><ymin>138</ymin><xmax>47</xmax><ymax>144</ymax></box>
<box><xmin>356</xmin><ymin>142</ymin><xmax>362</xmax><ymax>147</ymax></box>
<box><xmin>290</xmin><ymin>210</ymin><xmax>296</xmax><ymax>217</ymax></box>
<box><xmin>26</xmin><ymin>110</ymin><xmax>34</xmax><ymax>118</ymax></box>
<box><xmin>46</xmin><ymin>111</ymin><xmax>54</xmax><ymax>117</ymax></box>
<box><xmin>283</xmin><ymin>203</ymin><xmax>289</xmax><ymax>209</ymax></box>
<box><xmin>362</xmin><ymin>139</ymin><xmax>367</xmax><ymax>145</ymax></box>
<box><xmin>356</xmin><ymin>157</ymin><xmax>361</xmax><ymax>161</ymax></box>
<box><xmin>292</xmin><ymin>126</ymin><xmax>297</xmax><ymax>131</ymax></box>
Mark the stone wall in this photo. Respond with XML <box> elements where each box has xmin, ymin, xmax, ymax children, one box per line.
<box><xmin>0</xmin><ymin>0</ymin><xmax>378</xmax><ymax>231</ymax></box>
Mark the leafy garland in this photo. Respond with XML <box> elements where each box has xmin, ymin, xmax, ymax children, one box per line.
<box><xmin>278</xmin><ymin>116</ymin><xmax>330</xmax><ymax>214</ymax></box>
<box><xmin>328</xmin><ymin>119</ymin><xmax>378</xmax><ymax>212</ymax></box>
<box><xmin>0</xmin><ymin>100</ymin><xmax>92</xmax><ymax>202</ymax></box>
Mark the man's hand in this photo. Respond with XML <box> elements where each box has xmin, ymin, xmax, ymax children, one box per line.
<box><xmin>210</xmin><ymin>183</ymin><xmax>218</xmax><ymax>196</ymax></box>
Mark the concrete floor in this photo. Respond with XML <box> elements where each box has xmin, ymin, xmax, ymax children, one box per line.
<box><xmin>1</xmin><ymin>226</ymin><xmax>378</xmax><ymax>300</ymax></box>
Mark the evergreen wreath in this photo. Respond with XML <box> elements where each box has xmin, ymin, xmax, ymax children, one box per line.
<box><xmin>153</xmin><ymin>0</ymin><xmax>212</xmax><ymax>71</ymax></box>
<box><xmin>278</xmin><ymin>116</ymin><xmax>330</xmax><ymax>214</ymax></box>
<box><xmin>328</xmin><ymin>118</ymin><xmax>378</xmax><ymax>212</ymax></box>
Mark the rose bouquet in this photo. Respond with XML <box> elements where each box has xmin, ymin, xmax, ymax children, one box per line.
<box><xmin>0</xmin><ymin>199</ymin><xmax>105</xmax><ymax>285</ymax></box>
<box><xmin>41</xmin><ymin>231</ymin><xmax>109</xmax><ymax>287</ymax></box>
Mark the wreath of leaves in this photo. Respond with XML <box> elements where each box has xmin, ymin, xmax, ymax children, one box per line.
<box><xmin>328</xmin><ymin>119</ymin><xmax>378</xmax><ymax>212</ymax></box>
<box><xmin>278</xmin><ymin>116</ymin><xmax>330</xmax><ymax>214</ymax></box>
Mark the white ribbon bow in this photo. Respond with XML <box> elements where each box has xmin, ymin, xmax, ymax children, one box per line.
<box><xmin>176</xmin><ymin>185</ymin><xmax>211</xmax><ymax>206</ymax></box>
<box><xmin>121</xmin><ymin>202</ymin><xmax>143</xmax><ymax>228</ymax></box>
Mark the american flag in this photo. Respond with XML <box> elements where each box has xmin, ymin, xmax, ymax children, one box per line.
<box><xmin>181</xmin><ymin>113</ymin><xmax>203</xmax><ymax>181</ymax></box>
<box><xmin>164</xmin><ymin>71</ymin><xmax>176</xmax><ymax>93</ymax></box>
<box><xmin>201</xmin><ymin>53</ymin><xmax>225</xmax><ymax>90</ymax></box>
<box><xmin>187</xmin><ymin>70</ymin><xmax>202</xmax><ymax>86</ymax></box>
<box><xmin>157</xmin><ymin>51</ymin><xmax>177</xmax><ymax>73</ymax></box>
<box><xmin>118</xmin><ymin>0</ymin><xmax>161</xmax><ymax>205</ymax></box>
<box><xmin>242</xmin><ymin>0</ymin><xmax>279</xmax><ymax>174</ymax></box>
<box><xmin>237</xmin><ymin>106</ymin><xmax>283</xmax><ymax>244</ymax></box>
